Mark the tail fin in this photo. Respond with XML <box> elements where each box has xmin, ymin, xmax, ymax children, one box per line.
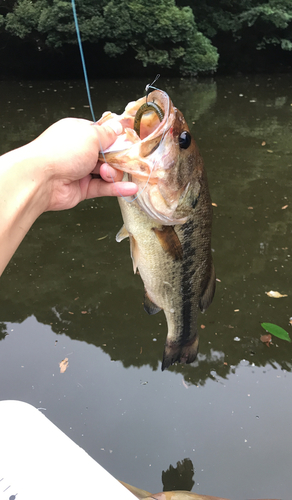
<box><xmin>161</xmin><ymin>336</ymin><xmax>199</xmax><ymax>371</ymax></box>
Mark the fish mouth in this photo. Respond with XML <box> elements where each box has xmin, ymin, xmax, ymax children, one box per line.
<box><xmin>97</xmin><ymin>90</ymin><xmax>188</xmax><ymax>225</ymax></box>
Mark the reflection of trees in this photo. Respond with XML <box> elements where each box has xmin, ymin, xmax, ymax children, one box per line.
<box><xmin>1</xmin><ymin>77</ymin><xmax>292</xmax><ymax>386</ymax></box>
<box><xmin>0</xmin><ymin>78</ymin><xmax>217</xmax><ymax>155</ymax></box>
<box><xmin>0</xmin><ymin>323</ymin><xmax>7</xmax><ymax>341</ymax></box>
<box><xmin>164</xmin><ymin>78</ymin><xmax>217</xmax><ymax>123</ymax></box>
<box><xmin>162</xmin><ymin>458</ymin><xmax>195</xmax><ymax>492</ymax></box>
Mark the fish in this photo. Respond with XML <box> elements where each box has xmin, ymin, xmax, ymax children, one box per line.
<box><xmin>120</xmin><ymin>482</ymin><xmax>279</xmax><ymax>500</ymax></box>
<box><xmin>98</xmin><ymin>89</ymin><xmax>215</xmax><ymax>370</ymax></box>
<box><xmin>121</xmin><ymin>480</ymin><xmax>229</xmax><ymax>499</ymax></box>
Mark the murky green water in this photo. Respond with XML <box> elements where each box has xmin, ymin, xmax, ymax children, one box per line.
<box><xmin>0</xmin><ymin>75</ymin><xmax>292</xmax><ymax>499</ymax></box>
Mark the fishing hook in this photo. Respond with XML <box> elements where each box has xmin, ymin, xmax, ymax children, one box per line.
<box><xmin>145</xmin><ymin>74</ymin><xmax>160</xmax><ymax>103</ymax></box>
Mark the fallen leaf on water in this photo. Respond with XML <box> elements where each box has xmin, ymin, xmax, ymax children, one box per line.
<box><xmin>261</xmin><ymin>323</ymin><xmax>291</xmax><ymax>342</ymax></box>
<box><xmin>212</xmin><ymin>202</ymin><xmax>217</xmax><ymax>207</ymax></box>
<box><xmin>261</xmin><ymin>141</ymin><xmax>266</xmax><ymax>146</ymax></box>
<box><xmin>97</xmin><ymin>234</ymin><xmax>108</xmax><ymax>241</ymax></box>
<box><xmin>216</xmin><ymin>278</ymin><xmax>221</xmax><ymax>282</ymax></box>
<box><xmin>59</xmin><ymin>358</ymin><xmax>69</xmax><ymax>373</ymax></box>
<box><xmin>267</xmin><ymin>149</ymin><xmax>273</xmax><ymax>153</ymax></box>
<box><xmin>81</xmin><ymin>311</ymin><xmax>87</xmax><ymax>314</ymax></box>
<box><xmin>68</xmin><ymin>311</ymin><xmax>74</xmax><ymax>314</ymax></box>
<box><xmin>248</xmin><ymin>206</ymin><xmax>253</xmax><ymax>210</ymax></box>
<box><xmin>266</xmin><ymin>290</ymin><xmax>288</xmax><ymax>298</ymax></box>
<box><xmin>260</xmin><ymin>334</ymin><xmax>272</xmax><ymax>346</ymax></box>
<box><xmin>234</xmin><ymin>309</ymin><xmax>239</xmax><ymax>312</ymax></box>
<box><xmin>281</xmin><ymin>205</ymin><xmax>288</xmax><ymax>210</ymax></box>
<box><xmin>200</xmin><ymin>324</ymin><xmax>206</xmax><ymax>329</ymax></box>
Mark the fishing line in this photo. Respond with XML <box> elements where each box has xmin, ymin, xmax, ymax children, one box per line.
<box><xmin>71</xmin><ymin>0</ymin><xmax>96</xmax><ymax>122</ymax></box>
<box><xmin>71</xmin><ymin>0</ymin><xmax>170</xmax><ymax>203</ymax></box>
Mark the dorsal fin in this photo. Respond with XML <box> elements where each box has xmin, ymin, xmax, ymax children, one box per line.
<box><xmin>199</xmin><ymin>263</ymin><xmax>216</xmax><ymax>312</ymax></box>
<box><xmin>152</xmin><ymin>226</ymin><xmax>183</xmax><ymax>261</ymax></box>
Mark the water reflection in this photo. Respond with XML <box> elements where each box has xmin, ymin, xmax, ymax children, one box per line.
<box><xmin>162</xmin><ymin>459</ymin><xmax>195</xmax><ymax>492</ymax></box>
<box><xmin>1</xmin><ymin>75</ymin><xmax>292</xmax><ymax>385</ymax></box>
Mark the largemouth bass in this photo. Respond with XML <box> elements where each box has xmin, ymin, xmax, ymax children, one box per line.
<box><xmin>98</xmin><ymin>89</ymin><xmax>215</xmax><ymax>370</ymax></box>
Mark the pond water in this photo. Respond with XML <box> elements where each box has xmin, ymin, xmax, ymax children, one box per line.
<box><xmin>0</xmin><ymin>75</ymin><xmax>292</xmax><ymax>499</ymax></box>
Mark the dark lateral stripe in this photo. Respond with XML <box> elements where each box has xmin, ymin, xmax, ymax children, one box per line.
<box><xmin>180</xmin><ymin>219</ymin><xmax>198</xmax><ymax>343</ymax></box>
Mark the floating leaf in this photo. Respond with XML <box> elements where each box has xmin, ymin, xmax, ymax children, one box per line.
<box><xmin>261</xmin><ymin>323</ymin><xmax>291</xmax><ymax>342</ymax></box>
<box><xmin>265</xmin><ymin>290</ymin><xmax>287</xmax><ymax>298</ymax></box>
<box><xmin>212</xmin><ymin>202</ymin><xmax>217</xmax><ymax>207</ymax></box>
<box><xmin>281</xmin><ymin>205</ymin><xmax>288</xmax><ymax>210</ymax></box>
<box><xmin>59</xmin><ymin>357</ymin><xmax>69</xmax><ymax>373</ymax></box>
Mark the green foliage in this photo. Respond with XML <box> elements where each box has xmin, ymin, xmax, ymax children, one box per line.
<box><xmin>3</xmin><ymin>0</ymin><xmax>292</xmax><ymax>74</ymax></box>
<box><xmin>261</xmin><ymin>322</ymin><xmax>291</xmax><ymax>342</ymax></box>
<box><xmin>188</xmin><ymin>0</ymin><xmax>292</xmax><ymax>53</ymax></box>
<box><xmin>2</xmin><ymin>0</ymin><xmax>218</xmax><ymax>75</ymax></box>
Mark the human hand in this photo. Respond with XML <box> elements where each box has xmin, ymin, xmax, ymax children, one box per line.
<box><xmin>28</xmin><ymin>117</ymin><xmax>138</xmax><ymax>212</ymax></box>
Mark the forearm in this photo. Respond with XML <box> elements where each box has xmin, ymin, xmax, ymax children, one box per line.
<box><xmin>0</xmin><ymin>144</ymin><xmax>49</xmax><ymax>276</ymax></box>
<box><xmin>0</xmin><ymin>118</ymin><xmax>137</xmax><ymax>276</ymax></box>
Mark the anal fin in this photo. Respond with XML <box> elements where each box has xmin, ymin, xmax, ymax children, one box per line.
<box><xmin>144</xmin><ymin>290</ymin><xmax>161</xmax><ymax>315</ymax></box>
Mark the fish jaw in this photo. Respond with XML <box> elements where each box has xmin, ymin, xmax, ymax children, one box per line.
<box><xmin>98</xmin><ymin>91</ymin><xmax>200</xmax><ymax>225</ymax></box>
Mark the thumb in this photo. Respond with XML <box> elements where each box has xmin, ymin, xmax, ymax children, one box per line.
<box><xmin>93</xmin><ymin>119</ymin><xmax>123</xmax><ymax>153</ymax></box>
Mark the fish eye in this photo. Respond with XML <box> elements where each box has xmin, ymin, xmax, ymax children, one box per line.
<box><xmin>179</xmin><ymin>131</ymin><xmax>191</xmax><ymax>149</ymax></box>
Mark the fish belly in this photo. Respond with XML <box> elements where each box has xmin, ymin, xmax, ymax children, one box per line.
<box><xmin>117</xmin><ymin>198</ymin><xmax>204</xmax><ymax>371</ymax></box>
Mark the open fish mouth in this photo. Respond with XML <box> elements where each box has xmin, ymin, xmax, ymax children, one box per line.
<box><xmin>97</xmin><ymin>90</ymin><xmax>190</xmax><ymax>225</ymax></box>
<box><xmin>100</xmin><ymin>89</ymin><xmax>171</xmax><ymax>153</ymax></box>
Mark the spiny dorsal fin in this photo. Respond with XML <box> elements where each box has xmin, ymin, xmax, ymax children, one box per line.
<box><xmin>116</xmin><ymin>225</ymin><xmax>130</xmax><ymax>242</ymax></box>
<box><xmin>152</xmin><ymin>226</ymin><xmax>183</xmax><ymax>261</ymax></box>
<box><xmin>144</xmin><ymin>290</ymin><xmax>161</xmax><ymax>315</ymax></box>
<box><xmin>199</xmin><ymin>262</ymin><xmax>216</xmax><ymax>312</ymax></box>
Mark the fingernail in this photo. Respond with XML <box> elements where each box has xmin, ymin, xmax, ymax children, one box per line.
<box><xmin>106</xmin><ymin>119</ymin><xmax>123</xmax><ymax>135</ymax></box>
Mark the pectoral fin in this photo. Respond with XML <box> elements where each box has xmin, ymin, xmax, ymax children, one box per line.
<box><xmin>116</xmin><ymin>225</ymin><xmax>129</xmax><ymax>242</ymax></box>
<box><xmin>199</xmin><ymin>263</ymin><xmax>216</xmax><ymax>312</ymax></box>
<box><xmin>152</xmin><ymin>226</ymin><xmax>183</xmax><ymax>261</ymax></box>
<box><xmin>144</xmin><ymin>290</ymin><xmax>161</xmax><ymax>315</ymax></box>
